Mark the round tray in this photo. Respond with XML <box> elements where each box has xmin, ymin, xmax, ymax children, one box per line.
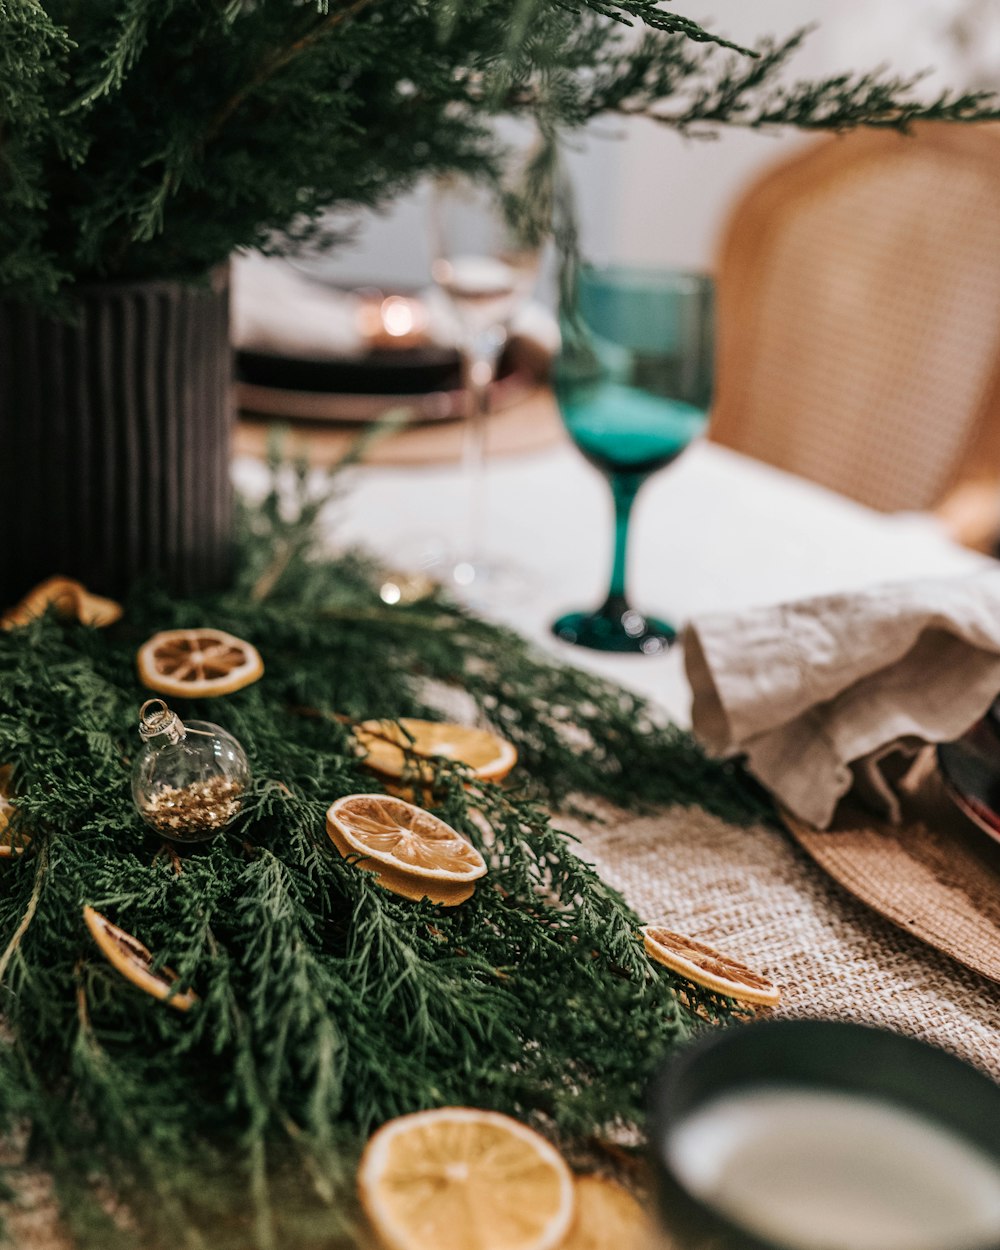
<box><xmin>781</xmin><ymin>761</ymin><xmax>1000</xmax><ymax>985</ymax></box>
<box><xmin>235</xmin><ymin>337</ymin><xmax>544</xmax><ymax>426</ymax></box>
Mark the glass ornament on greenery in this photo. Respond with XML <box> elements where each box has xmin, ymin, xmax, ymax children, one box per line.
<box><xmin>131</xmin><ymin>699</ymin><xmax>250</xmax><ymax>843</ymax></box>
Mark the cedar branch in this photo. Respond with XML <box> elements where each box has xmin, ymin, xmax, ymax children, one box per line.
<box><xmin>202</xmin><ymin>0</ymin><xmax>379</xmax><ymax>148</ymax></box>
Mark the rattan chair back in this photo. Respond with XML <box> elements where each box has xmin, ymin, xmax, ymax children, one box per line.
<box><xmin>711</xmin><ymin>124</ymin><xmax>1000</xmax><ymax>516</ymax></box>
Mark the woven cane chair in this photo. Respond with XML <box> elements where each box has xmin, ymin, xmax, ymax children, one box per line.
<box><xmin>710</xmin><ymin>124</ymin><xmax>1000</xmax><ymax>550</ymax></box>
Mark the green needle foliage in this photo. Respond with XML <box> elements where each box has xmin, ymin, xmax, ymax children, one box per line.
<box><xmin>0</xmin><ymin>465</ymin><xmax>769</xmax><ymax>1249</ymax></box>
<box><xmin>2</xmin><ymin>0</ymin><xmax>1000</xmax><ymax>307</ymax></box>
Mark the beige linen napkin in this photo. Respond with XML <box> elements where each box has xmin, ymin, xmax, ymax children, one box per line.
<box><xmin>683</xmin><ymin>570</ymin><xmax>1000</xmax><ymax>829</ymax></box>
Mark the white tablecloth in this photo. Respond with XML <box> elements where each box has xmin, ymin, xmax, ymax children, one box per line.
<box><xmin>234</xmin><ymin>438</ymin><xmax>989</xmax><ymax>725</ymax></box>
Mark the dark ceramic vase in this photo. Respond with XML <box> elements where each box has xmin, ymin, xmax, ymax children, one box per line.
<box><xmin>0</xmin><ymin>269</ymin><xmax>234</xmax><ymax>601</ymax></box>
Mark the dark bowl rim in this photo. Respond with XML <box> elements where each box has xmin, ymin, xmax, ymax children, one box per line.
<box><xmin>647</xmin><ymin>1018</ymin><xmax>1000</xmax><ymax>1250</ymax></box>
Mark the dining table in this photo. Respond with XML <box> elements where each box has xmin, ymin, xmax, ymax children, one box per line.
<box><xmin>237</xmin><ymin>419</ymin><xmax>988</xmax><ymax>719</ymax></box>
<box><xmin>5</xmin><ymin>400</ymin><xmax>988</xmax><ymax>1250</ymax></box>
<box><xmin>236</xmin><ymin>407</ymin><xmax>1000</xmax><ymax>1091</ymax></box>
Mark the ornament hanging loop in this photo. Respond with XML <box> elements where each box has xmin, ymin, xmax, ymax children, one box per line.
<box><xmin>138</xmin><ymin>698</ymin><xmax>185</xmax><ymax>745</ymax></box>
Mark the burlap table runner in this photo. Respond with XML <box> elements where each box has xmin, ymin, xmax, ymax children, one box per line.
<box><xmin>560</xmin><ymin>802</ymin><xmax>1000</xmax><ymax>1080</ymax></box>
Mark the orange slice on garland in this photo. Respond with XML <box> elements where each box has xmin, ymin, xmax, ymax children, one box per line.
<box><xmin>641</xmin><ymin>926</ymin><xmax>780</xmax><ymax>1008</ymax></box>
<box><xmin>137</xmin><ymin>627</ymin><xmax>263</xmax><ymax>698</ymax></box>
<box><xmin>1</xmin><ymin>576</ymin><xmax>123</xmax><ymax>630</ymax></box>
<box><xmin>561</xmin><ymin>1176</ymin><xmax>652</xmax><ymax>1250</ymax></box>
<box><xmin>0</xmin><ymin>766</ymin><xmax>11</xmax><ymax>831</ymax></box>
<box><xmin>357</xmin><ymin>1106</ymin><xmax>575</xmax><ymax>1250</ymax></box>
<box><xmin>326</xmin><ymin>794</ymin><xmax>486</xmax><ymax>905</ymax></box>
<box><xmin>355</xmin><ymin>718</ymin><xmax>517</xmax><ymax>784</ymax></box>
<box><xmin>0</xmin><ymin>766</ymin><xmax>29</xmax><ymax>857</ymax></box>
<box><xmin>82</xmin><ymin>906</ymin><xmax>198</xmax><ymax>1011</ymax></box>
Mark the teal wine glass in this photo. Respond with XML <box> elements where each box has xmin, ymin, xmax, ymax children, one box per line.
<box><xmin>552</xmin><ymin>266</ymin><xmax>714</xmax><ymax>653</ymax></box>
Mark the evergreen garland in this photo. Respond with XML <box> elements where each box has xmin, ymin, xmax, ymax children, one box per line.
<box><xmin>0</xmin><ymin>464</ymin><xmax>769</xmax><ymax>1248</ymax></box>
<box><xmin>2</xmin><ymin>1</ymin><xmax>999</xmax><ymax>307</ymax></box>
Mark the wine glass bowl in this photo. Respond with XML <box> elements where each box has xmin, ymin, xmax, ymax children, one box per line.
<box><xmin>430</xmin><ymin>248</ymin><xmax>540</xmax><ymax>350</ymax></box>
<box><xmin>552</xmin><ymin>265</ymin><xmax>714</xmax><ymax>653</ymax></box>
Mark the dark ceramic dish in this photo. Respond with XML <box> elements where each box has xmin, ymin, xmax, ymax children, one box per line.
<box><xmin>648</xmin><ymin>1019</ymin><xmax>1000</xmax><ymax>1250</ymax></box>
<box><xmin>937</xmin><ymin>709</ymin><xmax>1000</xmax><ymax>847</ymax></box>
<box><xmin>236</xmin><ymin>342</ymin><xmax>466</xmax><ymax>396</ymax></box>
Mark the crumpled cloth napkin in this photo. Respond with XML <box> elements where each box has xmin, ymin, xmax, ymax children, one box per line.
<box><xmin>683</xmin><ymin>570</ymin><xmax>1000</xmax><ymax>829</ymax></box>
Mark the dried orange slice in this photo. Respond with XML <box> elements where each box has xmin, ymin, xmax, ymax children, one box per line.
<box><xmin>326</xmin><ymin>794</ymin><xmax>486</xmax><ymax>905</ymax></box>
<box><xmin>0</xmin><ymin>765</ymin><xmax>11</xmax><ymax>819</ymax></box>
<box><xmin>0</xmin><ymin>768</ymin><xmax>28</xmax><ymax>857</ymax></box>
<box><xmin>137</xmin><ymin>628</ymin><xmax>263</xmax><ymax>698</ymax></box>
<box><xmin>1</xmin><ymin>576</ymin><xmax>122</xmax><ymax>630</ymax></box>
<box><xmin>82</xmin><ymin>906</ymin><xmax>198</xmax><ymax>1011</ymax></box>
<box><xmin>355</xmin><ymin>719</ymin><xmax>517</xmax><ymax>784</ymax></box>
<box><xmin>0</xmin><ymin>824</ymin><xmax>29</xmax><ymax>857</ymax></box>
<box><xmin>641</xmin><ymin>926</ymin><xmax>780</xmax><ymax>1007</ymax></box>
<box><xmin>561</xmin><ymin>1176</ymin><xmax>652</xmax><ymax>1250</ymax></box>
<box><xmin>357</xmin><ymin>1107</ymin><xmax>575</xmax><ymax>1250</ymax></box>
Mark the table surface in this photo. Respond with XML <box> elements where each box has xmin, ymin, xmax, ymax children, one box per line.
<box><xmin>234</xmin><ymin>430</ymin><xmax>1000</xmax><ymax>1079</ymax></box>
<box><xmin>236</xmin><ymin>432</ymin><xmax>989</xmax><ymax>725</ymax></box>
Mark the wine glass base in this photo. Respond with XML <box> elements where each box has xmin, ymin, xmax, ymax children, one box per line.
<box><xmin>445</xmin><ymin>556</ymin><xmax>531</xmax><ymax>610</ymax></box>
<box><xmin>402</xmin><ymin>540</ymin><xmax>535</xmax><ymax>611</ymax></box>
<box><xmin>552</xmin><ymin>607</ymin><xmax>676</xmax><ymax>654</ymax></box>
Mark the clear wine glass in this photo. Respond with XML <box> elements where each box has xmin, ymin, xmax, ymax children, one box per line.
<box><xmin>552</xmin><ymin>265</ymin><xmax>714</xmax><ymax>653</ymax></box>
<box><xmin>428</xmin><ymin>168</ymin><xmax>544</xmax><ymax>596</ymax></box>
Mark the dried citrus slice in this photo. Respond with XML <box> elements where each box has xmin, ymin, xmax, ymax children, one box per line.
<box><xmin>561</xmin><ymin>1176</ymin><xmax>652</xmax><ymax>1250</ymax></box>
<box><xmin>641</xmin><ymin>926</ymin><xmax>780</xmax><ymax>1007</ymax></box>
<box><xmin>0</xmin><ymin>768</ymin><xmax>28</xmax><ymax>857</ymax></box>
<box><xmin>357</xmin><ymin>1107</ymin><xmax>575</xmax><ymax>1250</ymax></box>
<box><xmin>1</xmin><ymin>576</ymin><xmax>122</xmax><ymax>630</ymax></box>
<box><xmin>0</xmin><ymin>824</ymin><xmax>30</xmax><ymax>857</ymax></box>
<box><xmin>326</xmin><ymin>794</ymin><xmax>486</xmax><ymax>905</ymax></box>
<box><xmin>82</xmin><ymin>906</ymin><xmax>198</xmax><ymax>1011</ymax></box>
<box><xmin>0</xmin><ymin>765</ymin><xmax>11</xmax><ymax>820</ymax></box>
<box><xmin>355</xmin><ymin>719</ymin><xmax>517</xmax><ymax>784</ymax></box>
<box><xmin>137</xmin><ymin>627</ymin><xmax>263</xmax><ymax>698</ymax></box>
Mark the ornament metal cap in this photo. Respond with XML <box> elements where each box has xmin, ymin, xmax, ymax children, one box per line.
<box><xmin>138</xmin><ymin>698</ymin><xmax>185</xmax><ymax>745</ymax></box>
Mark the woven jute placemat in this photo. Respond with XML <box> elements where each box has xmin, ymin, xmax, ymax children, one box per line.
<box><xmin>782</xmin><ymin>764</ymin><xmax>1000</xmax><ymax>986</ymax></box>
<box><xmin>559</xmin><ymin>795</ymin><xmax>1000</xmax><ymax>1082</ymax></box>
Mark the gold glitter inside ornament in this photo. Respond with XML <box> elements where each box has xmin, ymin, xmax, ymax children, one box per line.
<box><xmin>131</xmin><ymin>699</ymin><xmax>250</xmax><ymax>843</ymax></box>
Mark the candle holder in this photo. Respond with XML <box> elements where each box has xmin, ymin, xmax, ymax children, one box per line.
<box><xmin>649</xmin><ymin>1019</ymin><xmax>1000</xmax><ymax>1250</ymax></box>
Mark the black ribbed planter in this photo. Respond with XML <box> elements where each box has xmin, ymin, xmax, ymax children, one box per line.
<box><xmin>0</xmin><ymin>270</ymin><xmax>233</xmax><ymax>601</ymax></box>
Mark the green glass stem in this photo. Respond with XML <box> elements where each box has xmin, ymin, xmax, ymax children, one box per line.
<box><xmin>605</xmin><ymin>470</ymin><xmax>644</xmax><ymax>605</ymax></box>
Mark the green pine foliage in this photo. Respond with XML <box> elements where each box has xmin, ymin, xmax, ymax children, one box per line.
<box><xmin>0</xmin><ymin>463</ymin><xmax>769</xmax><ymax>1248</ymax></box>
<box><xmin>2</xmin><ymin>0</ymin><xmax>999</xmax><ymax>306</ymax></box>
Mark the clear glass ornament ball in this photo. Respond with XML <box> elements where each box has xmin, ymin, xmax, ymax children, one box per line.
<box><xmin>131</xmin><ymin>699</ymin><xmax>250</xmax><ymax>843</ymax></box>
